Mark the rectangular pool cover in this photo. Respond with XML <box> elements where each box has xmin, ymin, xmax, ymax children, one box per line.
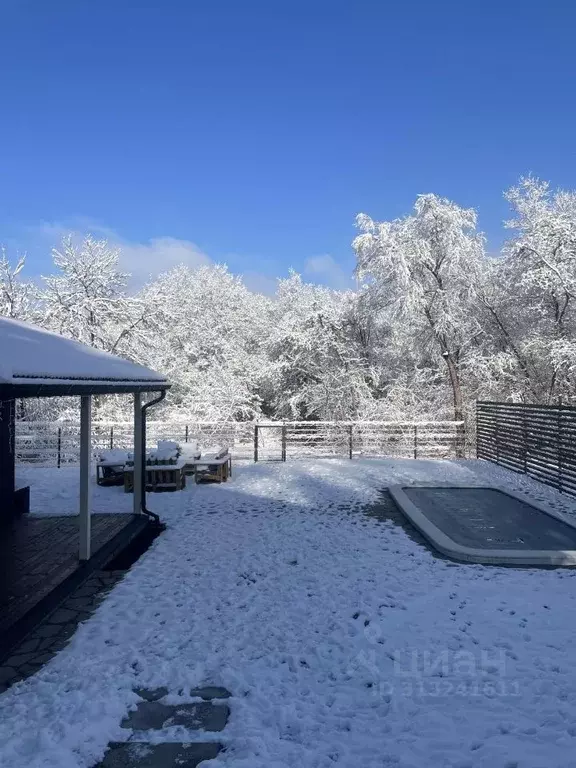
<box><xmin>389</xmin><ymin>486</ymin><xmax>576</xmax><ymax>566</ymax></box>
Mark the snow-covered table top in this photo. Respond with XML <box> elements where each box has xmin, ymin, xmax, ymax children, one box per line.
<box><xmin>184</xmin><ymin>454</ymin><xmax>231</xmax><ymax>466</ymax></box>
<box><xmin>124</xmin><ymin>459</ymin><xmax>187</xmax><ymax>472</ymax></box>
<box><xmin>179</xmin><ymin>450</ymin><xmax>202</xmax><ymax>460</ymax></box>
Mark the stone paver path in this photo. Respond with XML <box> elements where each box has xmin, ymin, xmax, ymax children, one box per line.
<box><xmin>1</xmin><ymin>572</ymin><xmax>232</xmax><ymax>768</ymax></box>
<box><xmin>96</xmin><ymin>687</ymin><xmax>231</xmax><ymax>768</ymax></box>
<box><xmin>96</xmin><ymin>742</ymin><xmax>221</xmax><ymax>768</ymax></box>
<box><xmin>120</xmin><ymin>699</ymin><xmax>229</xmax><ymax>732</ymax></box>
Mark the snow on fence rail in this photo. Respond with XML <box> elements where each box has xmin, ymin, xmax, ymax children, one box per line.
<box><xmin>15</xmin><ymin>419</ymin><xmax>466</xmax><ymax>467</ymax></box>
<box><xmin>15</xmin><ymin>421</ymin><xmax>254</xmax><ymax>466</ymax></box>
<box><xmin>254</xmin><ymin>421</ymin><xmax>465</xmax><ymax>461</ymax></box>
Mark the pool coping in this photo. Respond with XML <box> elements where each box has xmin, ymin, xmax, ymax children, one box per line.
<box><xmin>388</xmin><ymin>485</ymin><xmax>576</xmax><ymax>566</ymax></box>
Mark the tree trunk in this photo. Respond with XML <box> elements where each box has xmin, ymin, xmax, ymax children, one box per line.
<box><xmin>423</xmin><ymin>306</ymin><xmax>466</xmax><ymax>457</ymax></box>
<box><xmin>481</xmin><ymin>297</ymin><xmax>537</xmax><ymax>401</ymax></box>
<box><xmin>444</xmin><ymin>353</ymin><xmax>465</xmax><ymax>458</ymax></box>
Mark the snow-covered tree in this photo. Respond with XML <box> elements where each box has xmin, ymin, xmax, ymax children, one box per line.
<box><xmin>0</xmin><ymin>251</ymin><xmax>35</xmax><ymax>320</ymax></box>
<box><xmin>354</xmin><ymin>194</ymin><xmax>486</xmax><ymax>431</ymax></box>
<box><xmin>0</xmin><ymin>251</ymin><xmax>38</xmax><ymax>420</ymax></box>
<box><xmin>498</xmin><ymin>177</ymin><xmax>576</xmax><ymax>403</ymax></box>
<box><xmin>263</xmin><ymin>272</ymin><xmax>377</xmax><ymax>420</ymax></box>
<box><xmin>40</xmin><ymin>235</ymin><xmax>146</xmax><ymax>356</ymax></box>
<box><xmin>13</xmin><ymin>174</ymin><xmax>576</xmax><ymax>429</ymax></box>
<box><xmin>136</xmin><ymin>264</ymin><xmax>271</xmax><ymax>421</ymax></box>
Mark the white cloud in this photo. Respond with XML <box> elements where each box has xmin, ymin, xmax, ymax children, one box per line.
<box><xmin>37</xmin><ymin>218</ymin><xmax>119</xmax><ymax>247</ymax></box>
<box><xmin>119</xmin><ymin>237</ymin><xmax>211</xmax><ymax>282</ymax></box>
<box><xmin>34</xmin><ymin>219</ymin><xmax>212</xmax><ymax>284</ymax></box>
<box><xmin>23</xmin><ymin>220</ymin><xmax>354</xmax><ymax>295</ymax></box>
<box><xmin>303</xmin><ymin>254</ymin><xmax>353</xmax><ymax>291</ymax></box>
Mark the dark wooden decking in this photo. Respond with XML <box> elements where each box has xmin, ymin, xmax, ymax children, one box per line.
<box><xmin>0</xmin><ymin>513</ymin><xmax>148</xmax><ymax>659</ymax></box>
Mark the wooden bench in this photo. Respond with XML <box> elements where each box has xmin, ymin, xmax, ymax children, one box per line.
<box><xmin>186</xmin><ymin>454</ymin><xmax>232</xmax><ymax>484</ymax></box>
<box><xmin>96</xmin><ymin>461</ymin><xmax>126</xmax><ymax>487</ymax></box>
<box><xmin>97</xmin><ymin>450</ymin><xmax>131</xmax><ymax>487</ymax></box>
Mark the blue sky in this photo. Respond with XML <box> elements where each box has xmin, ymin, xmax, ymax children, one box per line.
<box><xmin>1</xmin><ymin>0</ymin><xmax>575</xmax><ymax>291</ymax></box>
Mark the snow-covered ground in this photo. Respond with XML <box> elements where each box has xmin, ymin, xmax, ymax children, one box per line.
<box><xmin>15</xmin><ymin>457</ymin><xmax>576</xmax><ymax>520</ymax></box>
<box><xmin>4</xmin><ymin>458</ymin><xmax>576</xmax><ymax>768</ymax></box>
<box><xmin>16</xmin><ymin>464</ymin><xmax>134</xmax><ymax>516</ymax></box>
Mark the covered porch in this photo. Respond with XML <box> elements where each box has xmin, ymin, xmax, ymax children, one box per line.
<box><xmin>0</xmin><ymin>317</ymin><xmax>169</xmax><ymax>658</ymax></box>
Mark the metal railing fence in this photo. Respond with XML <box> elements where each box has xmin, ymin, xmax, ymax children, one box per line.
<box><xmin>15</xmin><ymin>419</ymin><xmax>466</xmax><ymax>467</ymax></box>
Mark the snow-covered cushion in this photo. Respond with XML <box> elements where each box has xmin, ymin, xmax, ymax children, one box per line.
<box><xmin>179</xmin><ymin>440</ymin><xmax>201</xmax><ymax>461</ymax></box>
<box><xmin>157</xmin><ymin>440</ymin><xmax>179</xmax><ymax>454</ymax></box>
<box><xmin>98</xmin><ymin>448</ymin><xmax>130</xmax><ymax>465</ymax></box>
<box><xmin>150</xmin><ymin>440</ymin><xmax>180</xmax><ymax>462</ymax></box>
<box><xmin>149</xmin><ymin>448</ymin><xmax>179</xmax><ymax>463</ymax></box>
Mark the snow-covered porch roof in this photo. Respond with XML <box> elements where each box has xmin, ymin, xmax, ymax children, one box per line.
<box><xmin>0</xmin><ymin>317</ymin><xmax>168</xmax><ymax>398</ymax></box>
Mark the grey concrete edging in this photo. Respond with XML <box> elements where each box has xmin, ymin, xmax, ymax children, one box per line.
<box><xmin>388</xmin><ymin>485</ymin><xmax>576</xmax><ymax>566</ymax></box>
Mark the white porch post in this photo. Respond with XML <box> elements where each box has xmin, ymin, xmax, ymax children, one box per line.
<box><xmin>133</xmin><ymin>392</ymin><xmax>143</xmax><ymax>515</ymax></box>
<box><xmin>79</xmin><ymin>395</ymin><xmax>92</xmax><ymax>561</ymax></box>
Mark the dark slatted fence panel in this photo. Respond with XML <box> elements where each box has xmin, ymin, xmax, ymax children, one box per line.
<box><xmin>477</xmin><ymin>401</ymin><xmax>576</xmax><ymax>497</ymax></box>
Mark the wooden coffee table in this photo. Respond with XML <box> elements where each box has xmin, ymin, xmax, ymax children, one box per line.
<box><xmin>124</xmin><ymin>459</ymin><xmax>187</xmax><ymax>492</ymax></box>
<box><xmin>187</xmin><ymin>455</ymin><xmax>232</xmax><ymax>484</ymax></box>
